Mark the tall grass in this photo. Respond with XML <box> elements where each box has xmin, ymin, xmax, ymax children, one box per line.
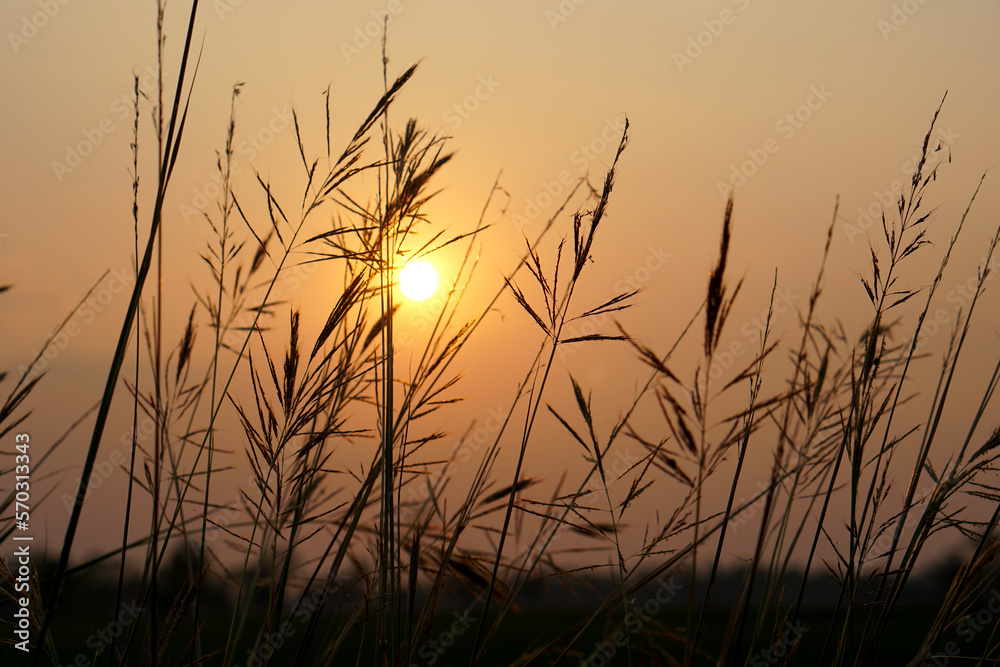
<box><xmin>3</xmin><ymin>3</ymin><xmax>1000</xmax><ymax>666</ymax></box>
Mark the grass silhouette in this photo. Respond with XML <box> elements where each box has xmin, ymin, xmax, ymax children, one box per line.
<box><xmin>3</xmin><ymin>3</ymin><xmax>1000</xmax><ymax>666</ymax></box>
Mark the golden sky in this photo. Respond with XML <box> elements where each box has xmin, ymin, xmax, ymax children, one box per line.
<box><xmin>3</xmin><ymin>0</ymin><xmax>1000</xmax><ymax>566</ymax></box>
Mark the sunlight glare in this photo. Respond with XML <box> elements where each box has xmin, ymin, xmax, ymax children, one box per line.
<box><xmin>398</xmin><ymin>260</ymin><xmax>439</xmax><ymax>301</ymax></box>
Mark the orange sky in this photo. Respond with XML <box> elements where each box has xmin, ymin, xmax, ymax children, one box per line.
<box><xmin>3</xmin><ymin>0</ymin><xmax>1000</xmax><ymax>569</ymax></box>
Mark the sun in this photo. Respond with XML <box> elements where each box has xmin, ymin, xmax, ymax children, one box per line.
<box><xmin>398</xmin><ymin>260</ymin><xmax>439</xmax><ymax>301</ymax></box>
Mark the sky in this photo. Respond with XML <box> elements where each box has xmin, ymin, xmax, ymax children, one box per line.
<box><xmin>2</xmin><ymin>0</ymin><xmax>1000</xmax><ymax>570</ymax></box>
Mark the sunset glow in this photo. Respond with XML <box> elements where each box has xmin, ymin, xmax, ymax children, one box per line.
<box><xmin>398</xmin><ymin>260</ymin><xmax>439</xmax><ymax>301</ymax></box>
<box><xmin>5</xmin><ymin>1</ymin><xmax>1000</xmax><ymax>662</ymax></box>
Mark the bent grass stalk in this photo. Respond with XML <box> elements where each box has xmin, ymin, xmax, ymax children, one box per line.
<box><xmin>33</xmin><ymin>3</ymin><xmax>203</xmax><ymax>665</ymax></box>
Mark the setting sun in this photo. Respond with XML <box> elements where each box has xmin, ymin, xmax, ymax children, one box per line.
<box><xmin>398</xmin><ymin>260</ymin><xmax>439</xmax><ymax>301</ymax></box>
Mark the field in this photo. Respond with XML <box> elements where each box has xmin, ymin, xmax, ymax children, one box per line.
<box><xmin>3</xmin><ymin>2</ymin><xmax>1000</xmax><ymax>666</ymax></box>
